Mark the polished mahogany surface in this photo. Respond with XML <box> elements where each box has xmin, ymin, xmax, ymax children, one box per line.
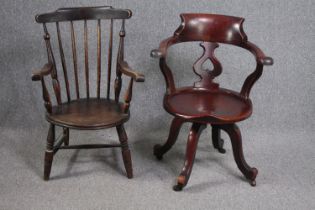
<box><xmin>164</xmin><ymin>87</ymin><xmax>252</xmax><ymax>124</ymax></box>
<box><xmin>174</xmin><ymin>13</ymin><xmax>247</xmax><ymax>45</ymax></box>
<box><xmin>151</xmin><ymin>13</ymin><xmax>273</xmax><ymax>191</ymax></box>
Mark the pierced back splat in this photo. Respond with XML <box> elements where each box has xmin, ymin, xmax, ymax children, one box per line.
<box><xmin>193</xmin><ymin>42</ymin><xmax>222</xmax><ymax>89</ymax></box>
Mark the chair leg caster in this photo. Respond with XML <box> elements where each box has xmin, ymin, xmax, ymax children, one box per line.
<box><xmin>212</xmin><ymin>126</ymin><xmax>226</xmax><ymax>154</ymax></box>
<box><xmin>153</xmin><ymin>144</ymin><xmax>163</xmax><ymax>160</ymax></box>
<box><xmin>246</xmin><ymin>167</ymin><xmax>258</xmax><ymax>187</ymax></box>
<box><xmin>217</xmin><ymin>138</ymin><xmax>226</xmax><ymax>154</ymax></box>
<box><xmin>249</xmin><ymin>180</ymin><xmax>256</xmax><ymax>187</ymax></box>
<box><xmin>218</xmin><ymin>148</ymin><xmax>226</xmax><ymax>153</ymax></box>
<box><xmin>173</xmin><ymin>184</ymin><xmax>184</xmax><ymax>191</ymax></box>
<box><xmin>173</xmin><ymin>175</ymin><xmax>186</xmax><ymax>191</ymax></box>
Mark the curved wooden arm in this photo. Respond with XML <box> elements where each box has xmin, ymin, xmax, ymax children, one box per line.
<box><xmin>150</xmin><ymin>37</ymin><xmax>177</xmax><ymax>59</ymax></box>
<box><xmin>31</xmin><ymin>63</ymin><xmax>53</xmax><ymax>81</ymax></box>
<box><xmin>31</xmin><ymin>63</ymin><xmax>53</xmax><ymax>113</ymax></box>
<box><xmin>118</xmin><ymin>60</ymin><xmax>145</xmax><ymax>82</ymax></box>
<box><xmin>240</xmin><ymin>63</ymin><xmax>263</xmax><ymax>98</ymax></box>
<box><xmin>240</xmin><ymin>42</ymin><xmax>273</xmax><ymax>98</ymax></box>
<box><xmin>242</xmin><ymin>41</ymin><xmax>273</xmax><ymax>66</ymax></box>
<box><xmin>159</xmin><ymin>58</ymin><xmax>176</xmax><ymax>94</ymax></box>
<box><xmin>151</xmin><ymin>37</ymin><xmax>178</xmax><ymax>94</ymax></box>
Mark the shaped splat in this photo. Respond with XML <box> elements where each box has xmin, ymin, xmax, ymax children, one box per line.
<box><xmin>193</xmin><ymin>42</ymin><xmax>222</xmax><ymax>89</ymax></box>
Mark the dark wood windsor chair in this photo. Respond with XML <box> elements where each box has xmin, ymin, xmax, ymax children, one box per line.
<box><xmin>32</xmin><ymin>6</ymin><xmax>144</xmax><ymax>180</ymax></box>
<box><xmin>151</xmin><ymin>14</ymin><xmax>273</xmax><ymax>191</ymax></box>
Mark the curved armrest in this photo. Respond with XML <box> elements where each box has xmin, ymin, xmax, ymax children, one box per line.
<box><xmin>31</xmin><ymin>63</ymin><xmax>53</xmax><ymax>113</ymax></box>
<box><xmin>150</xmin><ymin>49</ymin><xmax>163</xmax><ymax>58</ymax></box>
<box><xmin>150</xmin><ymin>37</ymin><xmax>177</xmax><ymax>59</ymax></box>
<box><xmin>150</xmin><ymin>37</ymin><xmax>177</xmax><ymax>94</ymax></box>
<box><xmin>118</xmin><ymin>60</ymin><xmax>145</xmax><ymax>82</ymax></box>
<box><xmin>243</xmin><ymin>41</ymin><xmax>274</xmax><ymax>66</ymax></box>
<box><xmin>32</xmin><ymin>63</ymin><xmax>53</xmax><ymax>81</ymax></box>
<box><xmin>240</xmin><ymin>41</ymin><xmax>274</xmax><ymax>98</ymax></box>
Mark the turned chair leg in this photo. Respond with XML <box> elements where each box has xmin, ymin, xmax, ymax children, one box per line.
<box><xmin>116</xmin><ymin>124</ymin><xmax>133</xmax><ymax>179</ymax></box>
<box><xmin>63</xmin><ymin>128</ymin><xmax>69</xmax><ymax>146</ymax></box>
<box><xmin>219</xmin><ymin>124</ymin><xmax>258</xmax><ymax>186</ymax></box>
<box><xmin>173</xmin><ymin>123</ymin><xmax>206</xmax><ymax>191</ymax></box>
<box><xmin>44</xmin><ymin>123</ymin><xmax>55</xmax><ymax>180</ymax></box>
<box><xmin>211</xmin><ymin>125</ymin><xmax>226</xmax><ymax>153</ymax></box>
<box><xmin>153</xmin><ymin>117</ymin><xmax>184</xmax><ymax>160</ymax></box>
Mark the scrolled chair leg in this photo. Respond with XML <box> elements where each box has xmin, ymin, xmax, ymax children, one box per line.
<box><xmin>211</xmin><ymin>125</ymin><xmax>226</xmax><ymax>153</ymax></box>
<box><xmin>153</xmin><ymin>117</ymin><xmax>184</xmax><ymax>160</ymax></box>
<box><xmin>219</xmin><ymin>123</ymin><xmax>258</xmax><ymax>186</ymax></box>
<box><xmin>44</xmin><ymin>123</ymin><xmax>55</xmax><ymax>181</ymax></box>
<box><xmin>116</xmin><ymin>124</ymin><xmax>133</xmax><ymax>179</ymax></box>
<box><xmin>173</xmin><ymin>123</ymin><xmax>206</xmax><ymax>191</ymax></box>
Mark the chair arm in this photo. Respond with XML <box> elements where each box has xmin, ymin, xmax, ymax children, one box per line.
<box><xmin>150</xmin><ymin>37</ymin><xmax>178</xmax><ymax>94</ymax></box>
<box><xmin>31</xmin><ymin>63</ymin><xmax>53</xmax><ymax>113</ymax></box>
<box><xmin>240</xmin><ymin>42</ymin><xmax>274</xmax><ymax>98</ymax></box>
<box><xmin>118</xmin><ymin>60</ymin><xmax>145</xmax><ymax>82</ymax></box>
<box><xmin>150</xmin><ymin>37</ymin><xmax>176</xmax><ymax>59</ymax></box>
<box><xmin>243</xmin><ymin>41</ymin><xmax>274</xmax><ymax>66</ymax></box>
<box><xmin>31</xmin><ymin>63</ymin><xmax>53</xmax><ymax>81</ymax></box>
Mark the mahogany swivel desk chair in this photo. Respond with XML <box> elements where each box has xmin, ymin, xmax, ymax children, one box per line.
<box><xmin>151</xmin><ymin>13</ymin><xmax>273</xmax><ymax>191</ymax></box>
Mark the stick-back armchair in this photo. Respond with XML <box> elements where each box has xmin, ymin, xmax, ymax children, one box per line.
<box><xmin>151</xmin><ymin>13</ymin><xmax>273</xmax><ymax>191</ymax></box>
<box><xmin>32</xmin><ymin>6</ymin><xmax>144</xmax><ymax>180</ymax></box>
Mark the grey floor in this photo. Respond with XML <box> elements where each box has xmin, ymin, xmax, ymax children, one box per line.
<box><xmin>1</xmin><ymin>123</ymin><xmax>314</xmax><ymax>210</ymax></box>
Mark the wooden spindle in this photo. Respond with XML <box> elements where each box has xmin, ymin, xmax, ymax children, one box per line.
<box><xmin>114</xmin><ymin>72</ymin><xmax>122</xmax><ymax>103</ymax></box>
<box><xmin>123</xmin><ymin>78</ymin><xmax>133</xmax><ymax>113</ymax></box>
<box><xmin>56</xmin><ymin>22</ymin><xmax>71</xmax><ymax>102</ymax></box>
<box><xmin>41</xmin><ymin>77</ymin><xmax>52</xmax><ymax>113</ymax></box>
<box><xmin>84</xmin><ymin>20</ymin><xmax>90</xmax><ymax>98</ymax></box>
<box><xmin>115</xmin><ymin>20</ymin><xmax>125</xmax><ymax>102</ymax></box>
<box><xmin>70</xmin><ymin>21</ymin><xmax>80</xmax><ymax>99</ymax></box>
<box><xmin>97</xmin><ymin>19</ymin><xmax>101</xmax><ymax>98</ymax></box>
<box><xmin>43</xmin><ymin>23</ymin><xmax>62</xmax><ymax>105</ymax></box>
<box><xmin>107</xmin><ymin>19</ymin><xmax>113</xmax><ymax>99</ymax></box>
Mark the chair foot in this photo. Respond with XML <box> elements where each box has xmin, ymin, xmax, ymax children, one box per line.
<box><xmin>219</xmin><ymin>124</ymin><xmax>258</xmax><ymax>185</ymax></box>
<box><xmin>173</xmin><ymin>184</ymin><xmax>184</xmax><ymax>191</ymax></box>
<box><xmin>217</xmin><ymin>140</ymin><xmax>226</xmax><ymax>154</ymax></box>
<box><xmin>153</xmin><ymin>144</ymin><xmax>164</xmax><ymax>160</ymax></box>
<box><xmin>174</xmin><ymin>123</ymin><xmax>206</xmax><ymax>191</ymax></box>
<box><xmin>43</xmin><ymin>124</ymin><xmax>55</xmax><ymax>181</ymax></box>
<box><xmin>116</xmin><ymin>124</ymin><xmax>133</xmax><ymax>179</ymax></box>
<box><xmin>246</xmin><ymin>167</ymin><xmax>258</xmax><ymax>186</ymax></box>
<box><xmin>212</xmin><ymin>125</ymin><xmax>226</xmax><ymax>154</ymax></box>
<box><xmin>173</xmin><ymin>175</ymin><xmax>186</xmax><ymax>191</ymax></box>
<box><xmin>122</xmin><ymin>148</ymin><xmax>133</xmax><ymax>179</ymax></box>
<box><xmin>153</xmin><ymin>117</ymin><xmax>184</xmax><ymax>160</ymax></box>
<box><xmin>44</xmin><ymin>151</ymin><xmax>53</xmax><ymax>180</ymax></box>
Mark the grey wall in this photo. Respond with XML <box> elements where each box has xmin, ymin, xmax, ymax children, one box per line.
<box><xmin>0</xmin><ymin>0</ymin><xmax>314</xmax><ymax>133</ymax></box>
